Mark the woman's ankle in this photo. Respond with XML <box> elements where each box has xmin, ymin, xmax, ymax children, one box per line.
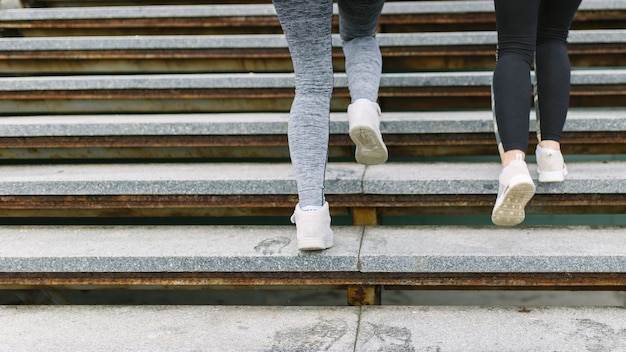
<box><xmin>501</xmin><ymin>150</ymin><xmax>526</xmax><ymax>168</ymax></box>
<box><xmin>537</xmin><ymin>140</ymin><xmax>561</xmax><ymax>151</ymax></box>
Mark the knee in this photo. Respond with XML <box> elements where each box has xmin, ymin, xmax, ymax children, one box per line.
<box><xmin>294</xmin><ymin>76</ymin><xmax>334</xmax><ymax>98</ymax></box>
<box><xmin>496</xmin><ymin>40</ymin><xmax>535</xmax><ymax>66</ymax></box>
<box><xmin>537</xmin><ymin>25</ymin><xmax>569</xmax><ymax>46</ymax></box>
<box><xmin>341</xmin><ymin>35</ymin><xmax>379</xmax><ymax>53</ymax></box>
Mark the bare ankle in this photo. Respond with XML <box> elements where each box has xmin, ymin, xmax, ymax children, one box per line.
<box><xmin>501</xmin><ymin>150</ymin><xmax>526</xmax><ymax>168</ymax></box>
<box><xmin>538</xmin><ymin>140</ymin><xmax>561</xmax><ymax>151</ymax></box>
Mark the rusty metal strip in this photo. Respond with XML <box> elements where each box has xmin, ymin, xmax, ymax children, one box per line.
<box><xmin>0</xmin><ymin>133</ymin><xmax>625</xmax><ymax>161</ymax></box>
<box><xmin>0</xmin><ymin>88</ymin><xmax>300</xmax><ymax>100</ymax></box>
<box><xmin>0</xmin><ymin>194</ymin><xmax>624</xmax><ymax>210</ymax></box>
<box><xmin>0</xmin><ymin>49</ymin><xmax>292</xmax><ymax>60</ymax></box>
<box><xmin>361</xmin><ymin>194</ymin><xmax>626</xmax><ymax>210</ymax></box>
<box><xmin>379</xmin><ymin>11</ymin><xmax>626</xmax><ymax>28</ymax></box>
<box><xmin>0</xmin><ymin>272</ymin><xmax>625</xmax><ymax>291</ymax></box>
<box><xmin>2</xmin><ymin>45</ymin><xmax>622</xmax><ymax>61</ymax></box>
<box><xmin>0</xmin><ymin>135</ymin><xmax>290</xmax><ymax>148</ymax></box>
<box><xmin>1</xmin><ymin>132</ymin><xmax>624</xmax><ymax>151</ymax></box>
<box><xmin>1</xmin><ymin>86</ymin><xmax>625</xmax><ymax>111</ymax></box>
<box><xmin>0</xmin><ymin>194</ymin><xmax>625</xmax><ymax>218</ymax></box>
<box><xmin>347</xmin><ymin>285</ymin><xmax>381</xmax><ymax>306</ymax></box>
<box><xmin>375</xmin><ymin>272</ymin><xmax>626</xmax><ymax>290</ymax></box>
<box><xmin>0</xmin><ymin>17</ymin><xmax>282</xmax><ymax>29</ymax></box>
<box><xmin>0</xmin><ymin>194</ymin><xmax>298</xmax><ymax>209</ymax></box>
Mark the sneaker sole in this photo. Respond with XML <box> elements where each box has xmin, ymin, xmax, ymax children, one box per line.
<box><xmin>349</xmin><ymin>126</ymin><xmax>388</xmax><ymax>165</ymax></box>
<box><xmin>491</xmin><ymin>178</ymin><xmax>536</xmax><ymax>226</ymax></box>
<box><xmin>298</xmin><ymin>238</ymin><xmax>334</xmax><ymax>251</ymax></box>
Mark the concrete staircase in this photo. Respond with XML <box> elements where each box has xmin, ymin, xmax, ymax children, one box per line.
<box><xmin>1</xmin><ymin>1</ymin><xmax>626</xmax><ymax>350</ymax></box>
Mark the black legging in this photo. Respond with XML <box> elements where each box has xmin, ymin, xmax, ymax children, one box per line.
<box><xmin>492</xmin><ymin>0</ymin><xmax>582</xmax><ymax>153</ymax></box>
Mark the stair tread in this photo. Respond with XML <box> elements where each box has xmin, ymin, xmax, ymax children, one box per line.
<box><xmin>360</xmin><ymin>226</ymin><xmax>626</xmax><ymax>273</ymax></box>
<box><xmin>1</xmin><ymin>225</ymin><xmax>625</xmax><ymax>273</ymax></box>
<box><xmin>1</xmin><ymin>108</ymin><xmax>624</xmax><ymax>136</ymax></box>
<box><xmin>0</xmin><ymin>225</ymin><xmax>361</xmax><ymax>272</ymax></box>
<box><xmin>2</xmin><ymin>29</ymin><xmax>624</xmax><ymax>51</ymax></box>
<box><xmin>1</xmin><ymin>0</ymin><xmax>622</xmax><ymax>22</ymax></box>
<box><xmin>0</xmin><ymin>70</ymin><xmax>621</xmax><ymax>115</ymax></box>
<box><xmin>1</xmin><ymin>69</ymin><xmax>623</xmax><ymax>91</ymax></box>
<box><xmin>0</xmin><ymin>161</ymin><xmax>624</xmax><ymax>196</ymax></box>
<box><xmin>2</xmin><ymin>305</ymin><xmax>624</xmax><ymax>352</ymax></box>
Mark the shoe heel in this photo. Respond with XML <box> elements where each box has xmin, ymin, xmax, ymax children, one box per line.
<box><xmin>349</xmin><ymin>126</ymin><xmax>388</xmax><ymax>165</ymax></box>
<box><xmin>538</xmin><ymin>166</ymin><xmax>567</xmax><ymax>183</ymax></box>
<box><xmin>298</xmin><ymin>238</ymin><xmax>334</xmax><ymax>251</ymax></box>
<box><xmin>491</xmin><ymin>176</ymin><xmax>535</xmax><ymax>226</ymax></box>
<box><xmin>291</xmin><ymin>202</ymin><xmax>334</xmax><ymax>251</ymax></box>
<box><xmin>347</xmin><ymin>100</ymin><xmax>388</xmax><ymax>165</ymax></box>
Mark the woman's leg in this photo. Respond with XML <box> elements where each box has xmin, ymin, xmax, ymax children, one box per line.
<box><xmin>491</xmin><ymin>0</ymin><xmax>540</xmax><ymax>226</ymax></box>
<box><xmin>492</xmin><ymin>0</ymin><xmax>541</xmax><ymax>167</ymax></box>
<box><xmin>272</xmin><ymin>0</ymin><xmax>334</xmax><ymax>209</ymax></box>
<box><xmin>532</xmin><ymin>0</ymin><xmax>581</xmax><ymax>182</ymax></box>
<box><xmin>534</xmin><ymin>0</ymin><xmax>582</xmax><ymax>148</ymax></box>
<box><xmin>339</xmin><ymin>0</ymin><xmax>388</xmax><ymax>165</ymax></box>
<box><xmin>338</xmin><ymin>0</ymin><xmax>384</xmax><ymax>103</ymax></box>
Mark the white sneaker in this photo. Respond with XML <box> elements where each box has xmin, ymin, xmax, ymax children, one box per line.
<box><xmin>536</xmin><ymin>147</ymin><xmax>568</xmax><ymax>183</ymax></box>
<box><xmin>491</xmin><ymin>159</ymin><xmax>536</xmax><ymax>226</ymax></box>
<box><xmin>347</xmin><ymin>99</ymin><xmax>388</xmax><ymax>165</ymax></box>
<box><xmin>290</xmin><ymin>202</ymin><xmax>334</xmax><ymax>250</ymax></box>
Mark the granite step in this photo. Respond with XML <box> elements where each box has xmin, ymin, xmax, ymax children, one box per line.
<box><xmin>2</xmin><ymin>29</ymin><xmax>624</xmax><ymax>73</ymax></box>
<box><xmin>1</xmin><ymin>161</ymin><xmax>624</xmax><ymax>196</ymax></box>
<box><xmin>2</xmin><ymin>0</ymin><xmax>623</xmax><ymax>36</ymax></box>
<box><xmin>1</xmin><ymin>305</ymin><xmax>625</xmax><ymax>351</ymax></box>
<box><xmin>0</xmin><ymin>161</ymin><xmax>624</xmax><ymax>218</ymax></box>
<box><xmin>1</xmin><ymin>225</ymin><xmax>625</xmax><ymax>290</ymax></box>
<box><xmin>2</xmin><ymin>108</ymin><xmax>625</xmax><ymax>138</ymax></box>
<box><xmin>1</xmin><ymin>69</ymin><xmax>625</xmax><ymax>114</ymax></box>
<box><xmin>1</xmin><ymin>108</ymin><xmax>625</xmax><ymax>160</ymax></box>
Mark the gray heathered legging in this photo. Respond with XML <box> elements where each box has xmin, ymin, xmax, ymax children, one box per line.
<box><xmin>272</xmin><ymin>0</ymin><xmax>384</xmax><ymax>208</ymax></box>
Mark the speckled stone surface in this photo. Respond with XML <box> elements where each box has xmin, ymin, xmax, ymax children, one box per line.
<box><xmin>1</xmin><ymin>69</ymin><xmax>624</xmax><ymax>92</ymax></box>
<box><xmin>568</xmin><ymin>29</ymin><xmax>626</xmax><ymax>44</ymax></box>
<box><xmin>0</xmin><ymin>162</ymin><xmax>364</xmax><ymax>195</ymax></box>
<box><xmin>0</xmin><ymin>35</ymin><xmax>290</xmax><ymax>51</ymax></box>
<box><xmin>0</xmin><ymin>225</ymin><xmax>362</xmax><ymax>272</ymax></box>
<box><xmin>1</xmin><ymin>108</ymin><xmax>625</xmax><ymax>137</ymax></box>
<box><xmin>0</xmin><ymin>161</ymin><xmax>624</xmax><ymax>195</ymax></box>
<box><xmin>1</xmin><ymin>223</ymin><xmax>626</xmax><ymax>351</ymax></box>
<box><xmin>563</xmin><ymin>107</ymin><xmax>626</xmax><ymax>131</ymax></box>
<box><xmin>0</xmin><ymin>305</ymin><xmax>360</xmax><ymax>352</ymax></box>
<box><xmin>1</xmin><ymin>0</ymin><xmax>623</xmax><ymax>21</ymax></box>
<box><xmin>0</xmin><ymin>305</ymin><xmax>624</xmax><ymax>351</ymax></box>
<box><xmin>0</xmin><ymin>4</ymin><xmax>278</xmax><ymax>21</ymax></box>
<box><xmin>3</xmin><ymin>225</ymin><xmax>626</xmax><ymax>274</ymax></box>
<box><xmin>357</xmin><ymin>306</ymin><xmax>626</xmax><ymax>351</ymax></box>
<box><xmin>570</xmin><ymin>69</ymin><xmax>626</xmax><ymax>84</ymax></box>
<box><xmin>0</xmin><ymin>73</ymin><xmax>297</xmax><ymax>91</ymax></box>
<box><xmin>2</xmin><ymin>30</ymin><xmax>623</xmax><ymax>52</ymax></box>
<box><xmin>359</xmin><ymin>226</ymin><xmax>626</xmax><ymax>273</ymax></box>
<box><xmin>0</xmin><ymin>113</ymin><xmax>292</xmax><ymax>136</ymax></box>
<box><xmin>377</xmin><ymin>29</ymin><xmax>626</xmax><ymax>47</ymax></box>
<box><xmin>363</xmin><ymin>161</ymin><xmax>626</xmax><ymax>195</ymax></box>
<box><xmin>534</xmin><ymin>161</ymin><xmax>626</xmax><ymax>194</ymax></box>
<box><xmin>363</xmin><ymin>162</ymin><xmax>501</xmax><ymax>195</ymax></box>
